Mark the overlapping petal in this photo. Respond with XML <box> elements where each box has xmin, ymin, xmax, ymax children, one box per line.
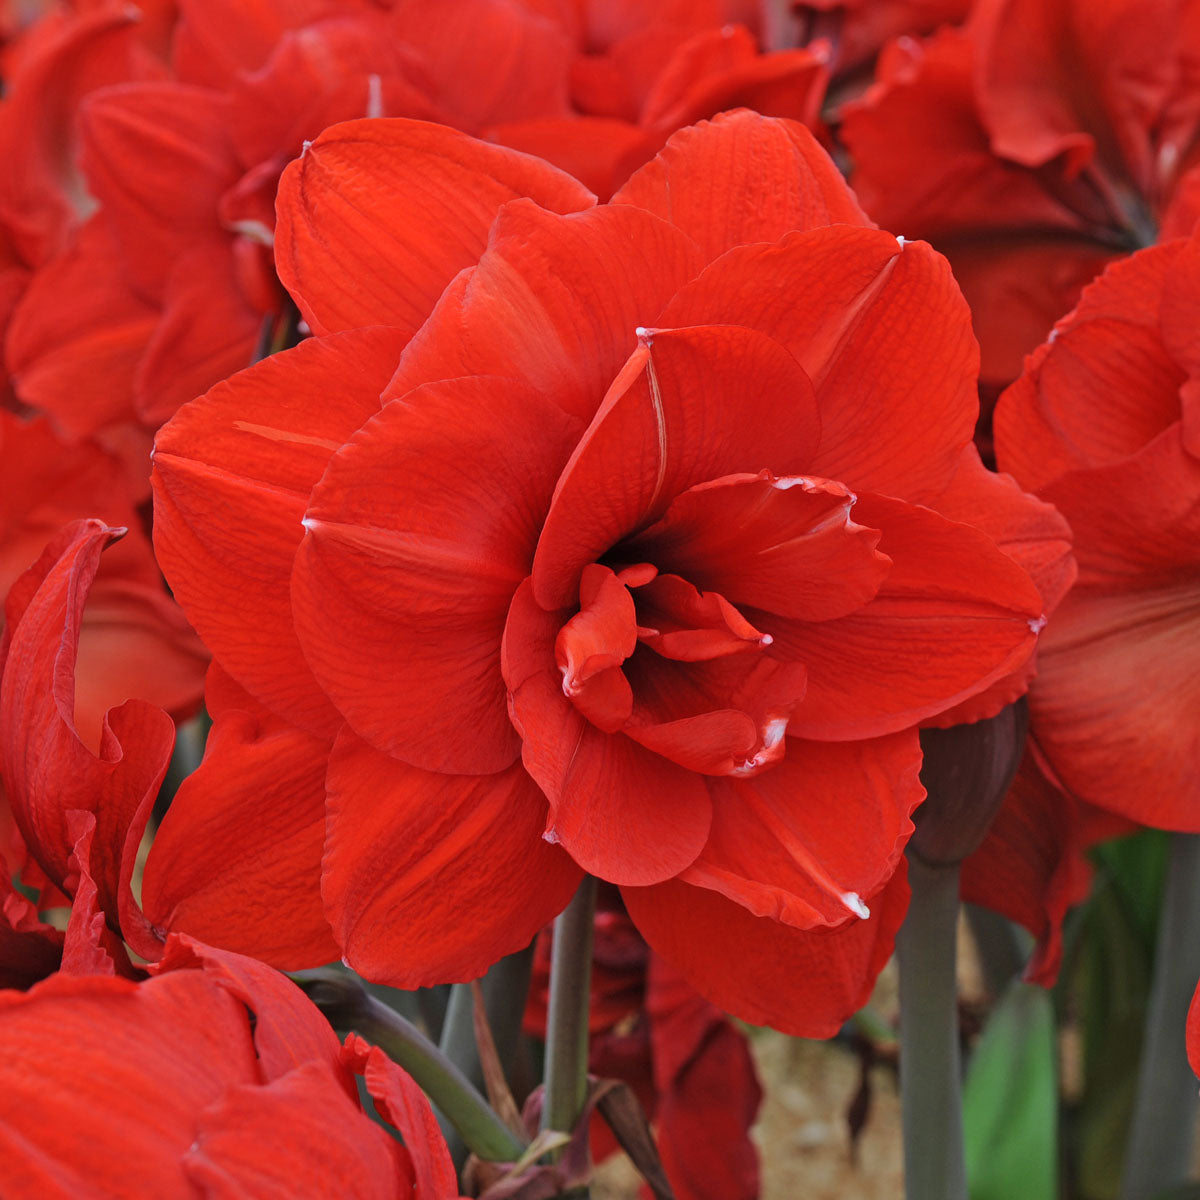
<box><xmin>274</xmin><ymin>117</ymin><xmax>595</xmax><ymax>337</ymax></box>
<box><xmin>623</xmin><ymin>865</ymin><xmax>910</xmax><ymax>1037</ymax></box>
<box><xmin>323</xmin><ymin>728</ymin><xmax>582</xmax><ymax>986</ymax></box>
<box><xmin>153</xmin><ymin>325</ymin><xmax>408</xmax><ymax>735</ymax></box>
<box><xmin>294</xmin><ymin>374</ymin><xmax>580</xmax><ymax>774</ymax></box>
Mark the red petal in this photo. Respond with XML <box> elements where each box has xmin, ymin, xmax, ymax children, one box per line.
<box><xmin>0</xmin><ymin>971</ymin><xmax>258</xmax><ymax>1195</ymax></box>
<box><xmin>503</xmin><ymin>576</ymin><xmax>713</xmax><ymax>885</ymax></box>
<box><xmin>275</xmin><ymin>117</ymin><xmax>595</xmax><ymax>336</ymax></box>
<box><xmin>961</xmin><ymin>750</ymin><xmax>1092</xmax><ymax>986</ymax></box>
<box><xmin>0</xmin><ymin>521</ymin><xmax>174</xmax><ymax>961</ymax></box>
<box><xmin>183</xmin><ymin>1062</ymin><xmax>405</xmax><ymax>1197</ymax></box>
<box><xmin>152</xmin><ymin>326</ymin><xmax>408</xmax><ymax>736</ymax></box>
<box><xmin>293</xmin><ymin>375</ymin><xmax>579</xmax><ymax>774</ymax></box>
<box><xmin>613</xmin><ymin>109</ymin><xmax>868</xmax><ymax>261</ymax></box>
<box><xmin>660</xmin><ymin>228</ymin><xmax>979</xmax><ymax>503</ymax></box>
<box><xmin>995</xmin><ymin>241</ymin><xmax>1190</xmax><ymax>491</ymax></box>
<box><xmin>385</xmin><ymin>198</ymin><xmax>703</xmax><ymax>422</ymax></box>
<box><xmin>623</xmin><ymin>865</ymin><xmax>910</xmax><ymax>1037</ymax></box>
<box><xmin>388</xmin><ymin>0</ymin><xmax>572</xmax><ymax>127</ymax></box>
<box><xmin>532</xmin><ymin>324</ymin><xmax>821</xmax><ymax>610</ymax></box>
<box><xmin>143</xmin><ymin>670</ymin><xmax>339</xmax><ymax>968</ymax></box>
<box><xmin>324</xmin><ymin>729</ymin><xmax>582</xmax><ymax>986</ymax></box>
<box><xmin>155</xmin><ymin>934</ymin><xmax>345</xmax><ymax>1083</ymax></box>
<box><xmin>343</xmin><ymin>1035</ymin><xmax>461</xmax><ymax>1198</ymax></box>
<box><xmin>6</xmin><ymin>218</ymin><xmax>156</xmax><ymax>438</ymax></box>
<box><xmin>135</xmin><ymin>242</ymin><xmax>263</xmax><ymax>427</ymax></box>
<box><xmin>778</xmin><ymin>493</ymin><xmax>1044</xmax><ymax>739</ymax></box>
<box><xmin>79</xmin><ymin>82</ymin><xmax>237</xmax><ymax>298</ymax></box>
<box><xmin>681</xmin><ymin>733</ymin><xmax>921</xmax><ymax>929</ymax></box>
<box><xmin>630</xmin><ymin>471</ymin><xmax>890</xmax><ymax>621</ymax></box>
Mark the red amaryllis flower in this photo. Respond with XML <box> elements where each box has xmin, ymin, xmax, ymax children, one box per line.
<box><xmin>152</xmin><ymin>111</ymin><xmax>1071</xmax><ymax>1034</ymax></box>
<box><xmin>841</xmin><ymin>0</ymin><xmax>1200</xmax><ymax>404</ymax></box>
<box><xmin>524</xmin><ymin>901</ymin><xmax>762</xmax><ymax>1200</ymax></box>
<box><xmin>0</xmin><ymin>935</ymin><xmax>461</xmax><ymax>1198</ymax></box>
<box><xmin>994</xmin><ymin>233</ymin><xmax>1200</xmax><ymax>831</ymax></box>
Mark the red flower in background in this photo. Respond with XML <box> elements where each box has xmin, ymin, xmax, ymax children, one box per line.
<box><xmin>525</xmin><ymin>900</ymin><xmax>763</xmax><ymax>1200</ymax></box>
<box><xmin>841</xmin><ymin>0</ymin><xmax>1200</xmax><ymax>421</ymax></box>
<box><xmin>4</xmin><ymin>0</ymin><xmax>827</xmax><ymax>450</ymax></box>
<box><xmin>995</xmin><ymin>233</ymin><xmax>1200</xmax><ymax>832</ymax></box>
<box><xmin>0</xmin><ymin>935</ymin><xmax>461</xmax><ymax>1199</ymax></box>
<box><xmin>151</xmin><ymin>111</ymin><xmax>1072</xmax><ymax>1035</ymax></box>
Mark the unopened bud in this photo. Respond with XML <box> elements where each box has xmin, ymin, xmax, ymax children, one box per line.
<box><xmin>911</xmin><ymin>699</ymin><xmax>1029</xmax><ymax>866</ymax></box>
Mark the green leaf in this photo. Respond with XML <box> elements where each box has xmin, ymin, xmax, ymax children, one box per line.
<box><xmin>964</xmin><ymin>980</ymin><xmax>1058</xmax><ymax>1200</ymax></box>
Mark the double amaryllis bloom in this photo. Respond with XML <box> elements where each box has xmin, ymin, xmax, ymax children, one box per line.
<box><xmin>151</xmin><ymin>110</ymin><xmax>1072</xmax><ymax>1034</ymax></box>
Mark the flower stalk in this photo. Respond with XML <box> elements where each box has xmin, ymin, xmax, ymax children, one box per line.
<box><xmin>293</xmin><ymin>969</ymin><xmax>527</xmax><ymax>1163</ymax></box>
<box><xmin>542</xmin><ymin>876</ymin><xmax>598</xmax><ymax>1158</ymax></box>
<box><xmin>1119</xmin><ymin>832</ymin><xmax>1200</xmax><ymax>1200</ymax></box>
<box><xmin>898</xmin><ymin>852</ymin><xmax>968</xmax><ymax>1200</ymax></box>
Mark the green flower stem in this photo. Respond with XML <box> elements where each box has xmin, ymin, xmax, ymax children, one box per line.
<box><xmin>542</xmin><ymin>875</ymin><xmax>597</xmax><ymax>1146</ymax></box>
<box><xmin>294</xmin><ymin>969</ymin><xmax>527</xmax><ymax>1163</ymax></box>
<box><xmin>1119</xmin><ymin>832</ymin><xmax>1200</xmax><ymax>1200</ymax></box>
<box><xmin>438</xmin><ymin>944</ymin><xmax>536</xmax><ymax>1168</ymax></box>
<box><xmin>898</xmin><ymin>852</ymin><xmax>968</xmax><ymax>1200</ymax></box>
<box><xmin>440</xmin><ymin>942</ymin><xmax>536</xmax><ymax>1090</ymax></box>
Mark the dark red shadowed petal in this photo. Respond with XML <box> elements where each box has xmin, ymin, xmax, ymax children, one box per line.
<box><xmin>153</xmin><ymin>326</ymin><xmax>409</xmax><ymax>737</ymax></box>
<box><xmin>503</xmin><ymin>577</ymin><xmax>713</xmax><ymax>885</ymax></box>
<box><xmin>293</xmin><ymin>375</ymin><xmax>581</xmax><ymax>775</ymax></box>
<box><xmin>629</xmin><ymin>471</ymin><xmax>890</xmax><ymax>621</ymax></box>
<box><xmin>961</xmin><ymin>748</ymin><xmax>1092</xmax><ymax>986</ymax></box>
<box><xmin>660</xmin><ymin>229</ymin><xmax>979</xmax><ymax>503</ymax></box>
<box><xmin>532</xmin><ymin>323</ymin><xmax>821</xmax><ymax>610</ymax></box>
<box><xmin>324</xmin><ymin>728</ymin><xmax>582</xmax><ymax>987</ymax></box>
<box><xmin>623</xmin><ymin>864</ymin><xmax>911</xmax><ymax>1037</ymax></box>
<box><xmin>681</xmin><ymin>732</ymin><xmax>922</xmax><ymax>930</ymax></box>
<box><xmin>384</xmin><ymin>199</ymin><xmax>704</xmax><ymax>423</ymax></box>
<box><xmin>613</xmin><ymin>109</ymin><xmax>868</xmax><ymax>262</ymax></box>
<box><xmin>143</xmin><ymin>665</ymin><xmax>339</xmax><ymax>969</ymax></box>
<box><xmin>778</xmin><ymin>493</ymin><xmax>1044</xmax><ymax>740</ymax></box>
<box><xmin>275</xmin><ymin>117</ymin><xmax>596</xmax><ymax>337</ymax></box>
<box><xmin>633</xmin><ymin>572</ymin><xmax>771</xmax><ymax>660</ymax></box>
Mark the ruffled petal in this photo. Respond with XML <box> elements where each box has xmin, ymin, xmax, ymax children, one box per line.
<box><xmin>659</xmin><ymin>228</ymin><xmax>979</xmax><ymax>503</ymax></box>
<box><xmin>680</xmin><ymin>732</ymin><xmax>921</xmax><ymax>929</ymax></box>
<box><xmin>532</xmin><ymin>323</ymin><xmax>821</xmax><ymax>609</ymax></box>
<box><xmin>777</xmin><ymin>493</ymin><xmax>1044</xmax><ymax>739</ymax></box>
<box><xmin>623</xmin><ymin>865</ymin><xmax>910</xmax><ymax>1037</ymax></box>
<box><xmin>629</xmin><ymin>471</ymin><xmax>890</xmax><ymax>621</ymax></box>
<box><xmin>385</xmin><ymin>199</ymin><xmax>704</xmax><ymax>422</ymax></box>
<box><xmin>503</xmin><ymin>577</ymin><xmax>713</xmax><ymax>885</ymax></box>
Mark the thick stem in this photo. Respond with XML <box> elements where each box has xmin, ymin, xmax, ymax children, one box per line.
<box><xmin>294</xmin><ymin>969</ymin><xmax>526</xmax><ymax>1163</ymax></box>
<box><xmin>1119</xmin><ymin>832</ymin><xmax>1200</xmax><ymax>1200</ymax></box>
<box><xmin>898</xmin><ymin>853</ymin><xmax>968</xmax><ymax>1200</ymax></box>
<box><xmin>438</xmin><ymin>944</ymin><xmax>536</xmax><ymax>1168</ymax></box>
<box><xmin>542</xmin><ymin>876</ymin><xmax>597</xmax><ymax>1143</ymax></box>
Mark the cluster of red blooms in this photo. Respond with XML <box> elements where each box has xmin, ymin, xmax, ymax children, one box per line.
<box><xmin>0</xmin><ymin>0</ymin><xmax>1195</xmax><ymax>1194</ymax></box>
